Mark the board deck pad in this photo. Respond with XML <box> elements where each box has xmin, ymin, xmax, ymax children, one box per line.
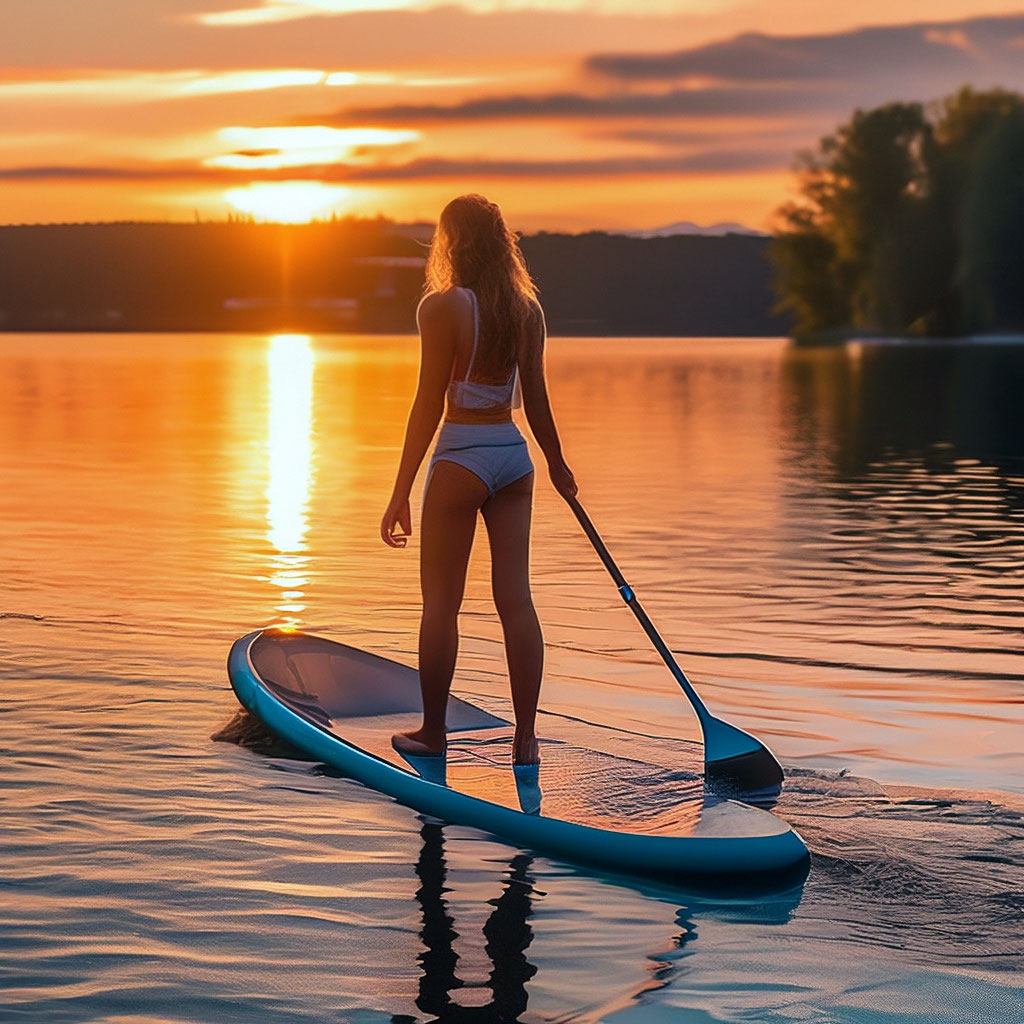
<box><xmin>248</xmin><ymin>630</ymin><xmax>759</xmax><ymax>840</ymax></box>
<box><xmin>344</xmin><ymin>717</ymin><xmax>706</xmax><ymax>835</ymax></box>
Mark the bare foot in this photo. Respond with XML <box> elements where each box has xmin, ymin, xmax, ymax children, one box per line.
<box><xmin>392</xmin><ymin>727</ymin><xmax>446</xmax><ymax>756</ymax></box>
<box><xmin>512</xmin><ymin>732</ymin><xmax>539</xmax><ymax>766</ymax></box>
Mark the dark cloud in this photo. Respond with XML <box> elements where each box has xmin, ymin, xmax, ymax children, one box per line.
<box><xmin>586</xmin><ymin>13</ymin><xmax>1024</xmax><ymax>85</ymax></box>
<box><xmin>309</xmin><ymin>85</ymin><xmax>840</xmax><ymax>126</ymax></box>
<box><xmin>0</xmin><ymin>147</ymin><xmax>786</xmax><ymax>184</ymax></box>
<box><xmin>0</xmin><ymin>165</ymin><xmax>178</xmax><ymax>180</ymax></box>
<box><xmin>297</xmin><ymin>12</ymin><xmax>1024</xmax><ymax>131</ymax></box>
<box><xmin>597</xmin><ymin>125</ymin><xmax>810</xmax><ymax>148</ymax></box>
<box><xmin>339</xmin><ymin>150</ymin><xmax>783</xmax><ymax>178</ymax></box>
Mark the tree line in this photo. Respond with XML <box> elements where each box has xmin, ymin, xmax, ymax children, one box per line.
<box><xmin>770</xmin><ymin>86</ymin><xmax>1024</xmax><ymax>342</ymax></box>
<box><xmin>0</xmin><ymin>221</ymin><xmax>787</xmax><ymax>337</ymax></box>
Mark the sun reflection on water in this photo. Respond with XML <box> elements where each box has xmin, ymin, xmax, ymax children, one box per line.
<box><xmin>266</xmin><ymin>333</ymin><xmax>315</xmax><ymax>626</ymax></box>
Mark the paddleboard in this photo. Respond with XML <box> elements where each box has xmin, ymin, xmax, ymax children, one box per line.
<box><xmin>227</xmin><ymin>629</ymin><xmax>809</xmax><ymax>880</ymax></box>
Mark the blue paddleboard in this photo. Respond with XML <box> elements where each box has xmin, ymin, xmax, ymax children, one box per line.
<box><xmin>227</xmin><ymin>629</ymin><xmax>809</xmax><ymax>880</ymax></box>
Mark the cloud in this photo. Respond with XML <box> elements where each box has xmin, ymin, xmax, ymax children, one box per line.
<box><xmin>340</xmin><ymin>149</ymin><xmax>785</xmax><ymax>178</ymax></box>
<box><xmin>0</xmin><ymin>3</ymin><xmax>715</xmax><ymax>73</ymax></box>
<box><xmin>0</xmin><ymin>67</ymin><xmax>492</xmax><ymax>106</ymax></box>
<box><xmin>0</xmin><ymin>165</ymin><xmax>192</xmax><ymax>181</ymax></box>
<box><xmin>0</xmin><ymin>147</ymin><xmax>785</xmax><ymax>184</ymax></box>
<box><xmin>194</xmin><ymin>0</ymin><xmax>415</xmax><ymax>25</ymax></box>
<box><xmin>3</xmin><ymin>2</ymin><xmax>1017</xmax><ymax>77</ymax></box>
<box><xmin>312</xmin><ymin>84</ymin><xmax>841</xmax><ymax>125</ymax></box>
<box><xmin>585</xmin><ymin>13</ymin><xmax>1024</xmax><ymax>86</ymax></box>
<box><xmin>923</xmin><ymin>28</ymin><xmax>976</xmax><ymax>54</ymax></box>
<box><xmin>296</xmin><ymin>12</ymin><xmax>1024</xmax><ymax>131</ymax></box>
<box><xmin>0</xmin><ymin>69</ymin><xmax>328</xmax><ymax>104</ymax></box>
<box><xmin>601</xmin><ymin>125</ymin><xmax>807</xmax><ymax>146</ymax></box>
<box><xmin>203</xmin><ymin>124</ymin><xmax>419</xmax><ymax>168</ymax></box>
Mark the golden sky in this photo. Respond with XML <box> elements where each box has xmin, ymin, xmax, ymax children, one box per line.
<box><xmin>2</xmin><ymin>1</ymin><xmax>1023</xmax><ymax>231</ymax></box>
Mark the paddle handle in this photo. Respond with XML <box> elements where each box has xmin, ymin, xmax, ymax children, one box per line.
<box><xmin>564</xmin><ymin>494</ymin><xmax>711</xmax><ymax>723</ymax></box>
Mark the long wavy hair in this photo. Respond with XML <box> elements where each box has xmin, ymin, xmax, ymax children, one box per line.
<box><xmin>424</xmin><ymin>194</ymin><xmax>539</xmax><ymax>379</ymax></box>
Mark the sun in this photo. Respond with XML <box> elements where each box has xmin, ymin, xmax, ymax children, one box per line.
<box><xmin>224</xmin><ymin>181</ymin><xmax>349</xmax><ymax>223</ymax></box>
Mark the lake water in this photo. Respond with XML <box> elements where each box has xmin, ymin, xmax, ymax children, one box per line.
<box><xmin>2</xmin><ymin>332</ymin><xmax>1023</xmax><ymax>1023</ymax></box>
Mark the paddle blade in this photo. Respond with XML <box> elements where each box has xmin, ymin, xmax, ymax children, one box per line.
<box><xmin>701</xmin><ymin>716</ymin><xmax>785</xmax><ymax>807</ymax></box>
<box><xmin>705</xmin><ymin>748</ymin><xmax>784</xmax><ymax>807</ymax></box>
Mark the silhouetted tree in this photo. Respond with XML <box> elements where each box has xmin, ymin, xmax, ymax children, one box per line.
<box><xmin>924</xmin><ymin>86</ymin><xmax>1024</xmax><ymax>334</ymax></box>
<box><xmin>770</xmin><ymin>87</ymin><xmax>1024</xmax><ymax>341</ymax></box>
<box><xmin>957</xmin><ymin>106</ymin><xmax>1024</xmax><ymax>330</ymax></box>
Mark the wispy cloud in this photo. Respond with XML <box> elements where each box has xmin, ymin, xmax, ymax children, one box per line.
<box><xmin>312</xmin><ymin>84</ymin><xmax>841</xmax><ymax>125</ymax></box>
<box><xmin>923</xmin><ymin>28</ymin><xmax>977</xmax><ymax>55</ymax></box>
<box><xmin>194</xmin><ymin>0</ymin><xmax>417</xmax><ymax>26</ymax></box>
<box><xmin>0</xmin><ymin>67</ymin><xmax>497</xmax><ymax>107</ymax></box>
<box><xmin>594</xmin><ymin>124</ymin><xmax>813</xmax><ymax>153</ymax></box>
<box><xmin>190</xmin><ymin>0</ymin><xmax>733</xmax><ymax>28</ymax></box>
<box><xmin>0</xmin><ymin>69</ymin><xmax>327</xmax><ymax>104</ymax></box>
<box><xmin>204</xmin><ymin>125</ymin><xmax>419</xmax><ymax>168</ymax></box>
<box><xmin>336</xmin><ymin>149</ymin><xmax>786</xmax><ymax>178</ymax></box>
<box><xmin>0</xmin><ymin>147</ymin><xmax>784</xmax><ymax>183</ymax></box>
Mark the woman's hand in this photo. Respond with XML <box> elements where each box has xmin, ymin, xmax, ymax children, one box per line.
<box><xmin>380</xmin><ymin>495</ymin><xmax>412</xmax><ymax>548</ymax></box>
<box><xmin>548</xmin><ymin>458</ymin><xmax>578</xmax><ymax>500</ymax></box>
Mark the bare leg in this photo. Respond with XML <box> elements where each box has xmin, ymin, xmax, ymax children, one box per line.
<box><xmin>395</xmin><ymin>459</ymin><xmax>489</xmax><ymax>754</ymax></box>
<box><xmin>482</xmin><ymin>471</ymin><xmax>542</xmax><ymax>765</ymax></box>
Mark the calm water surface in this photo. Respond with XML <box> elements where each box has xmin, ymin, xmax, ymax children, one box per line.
<box><xmin>2</xmin><ymin>333</ymin><xmax>1023</xmax><ymax>1023</ymax></box>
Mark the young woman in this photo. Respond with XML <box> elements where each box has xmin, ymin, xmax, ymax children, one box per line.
<box><xmin>380</xmin><ymin>194</ymin><xmax>576</xmax><ymax>773</ymax></box>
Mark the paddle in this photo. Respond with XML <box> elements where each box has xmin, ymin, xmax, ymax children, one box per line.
<box><xmin>564</xmin><ymin>494</ymin><xmax>784</xmax><ymax>806</ymax></box>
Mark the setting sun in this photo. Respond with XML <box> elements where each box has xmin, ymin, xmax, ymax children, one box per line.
<box><xmin>223</xmin><ymin>180</ymin><xmax>350</xmax><ymax>222</ymax></box>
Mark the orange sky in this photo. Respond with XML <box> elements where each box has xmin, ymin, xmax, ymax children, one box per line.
<box><xmin>2</xmin><ymin>1</ymin><xmax>1023</xmax><ymax>231</ymax></box>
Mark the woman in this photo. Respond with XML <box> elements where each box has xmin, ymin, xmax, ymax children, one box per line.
<box><xmin>380</xmin><ymin>194</ymin><xmax>576</xmax><ymax>773</ymax></box>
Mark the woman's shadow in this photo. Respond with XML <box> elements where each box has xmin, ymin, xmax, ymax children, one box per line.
<box><xmin>392</xmin><ymin>821</ymin><xmax>537</xmax><ymax>1023</ymax></box>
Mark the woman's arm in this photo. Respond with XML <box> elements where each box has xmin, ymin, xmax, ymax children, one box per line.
<box><xmin>380</xmin><ymin>292</ymin><xmax>456</xmax><ymax>547</ymax></box>
<box><xmin>518</xmin><ymin>303</ymin><xmax>577</xmax><ymax>499</ymax></box>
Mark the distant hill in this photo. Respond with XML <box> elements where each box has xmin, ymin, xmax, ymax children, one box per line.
<box><xmin>0</xmin><ymin>220</ymin><xmax>791</xmax><ymax>337</ymax></box>
<box><xmin>617</xmin><ymin>220</ymin><xmax>768</xmax><ymax>238</ymax></box>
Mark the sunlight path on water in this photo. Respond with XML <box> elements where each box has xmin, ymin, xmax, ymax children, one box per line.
<box><xmin>265</xmin><ymin>333</ymin><xmax>315</xmax><ymax>625</ymax></box>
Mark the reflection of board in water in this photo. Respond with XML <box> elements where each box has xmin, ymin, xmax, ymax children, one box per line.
<box><xmin>226</xmin><ymin>629</ymin><xmax>809</xmax><ymax>880</ymax></box>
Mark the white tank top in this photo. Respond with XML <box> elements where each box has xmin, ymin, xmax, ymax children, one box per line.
<box><xmin>446</xmin><ymin>287</ymin><xmax>522</xmax><ymax>413</ymax></box>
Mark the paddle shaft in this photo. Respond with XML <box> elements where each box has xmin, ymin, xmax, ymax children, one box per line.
<box><xmin>565</xmin><ymin>495</ymin><xmax>712</xmax><ymax>724</ymax></box>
